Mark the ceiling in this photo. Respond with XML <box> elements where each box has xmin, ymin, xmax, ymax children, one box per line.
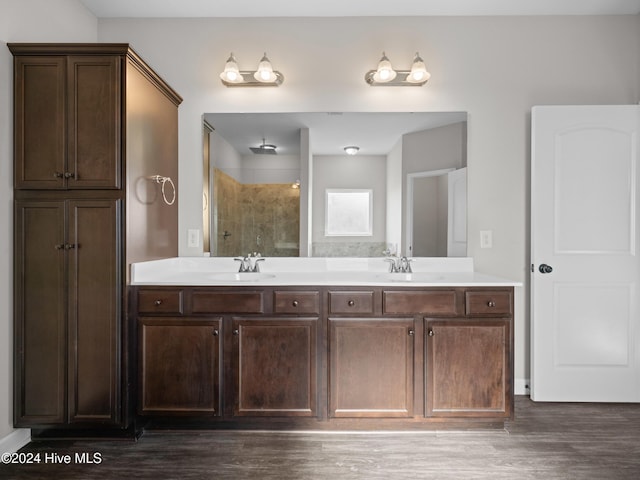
<box><xmin>204</xmin><ymin>112</ymin><xmax>466</xmax><ymax>156</ymax></box>
<box><xmin>80</xmin><ymin>0</ymin><xmax>640</xmax><ymax>18</ymax></box>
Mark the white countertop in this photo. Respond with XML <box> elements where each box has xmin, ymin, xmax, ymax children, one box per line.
<box><xmin>129</xmin><ymin>257</ymin><xmax>521</xmax><ymax>287</ymax></box>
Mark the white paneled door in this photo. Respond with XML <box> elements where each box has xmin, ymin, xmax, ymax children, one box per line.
<box><xmin>531</xmin><ymin>105</ymin><xmax>640</xmax><ymax>402</ymax></box>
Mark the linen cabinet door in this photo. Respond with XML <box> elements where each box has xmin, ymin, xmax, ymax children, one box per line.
<box><xmin>67</xmin><ymin>199</ymin><xmax>122</xmax><ymax>424</ymax></box>
<box><xmin>232</xmin><ymin>317</ymin><xmax>318</xmax><ymax>417</ymax></box>
<box><xmin>66</xmin><ymin>56</ymin><xmax>122</xmax><ymax>189</ymax></box>
<box><xmin>13</xmin><ymin>56</ymin><xmax>66</xmax><ymax>189</ymax></box>
<box><xmin>425</xmin><ymin>318</ymin><xmax>512</xmax><ymax>418</ymax></box>
<box><xmin>14</xmin><ymin>200</ymin><xmax>66</xmax><ymax>425</ymax></box>
<box><xmin>329</xmin><ymin>318</ymin><xmax>415</xmax><ymax>418</ymax></box>
<box><xmin>139</xmin><ymin>318</ymin><xmax>221</xmax><ymax>415</ymax></box>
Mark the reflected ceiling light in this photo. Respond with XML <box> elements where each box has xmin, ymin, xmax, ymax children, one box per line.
<box><xmin>220</xmin><ymin>52</ymin><xmax>284</xmax><ymax>87</ymax></box>
<box><xmin>344</xmin><ymin>146</ymin><xmax>360</xmax><ymax>155</ymax></box>
<box><xmin>365</xmin><ymin>51</ymin><xmax>431</xmax><ymax>86</ymax></box>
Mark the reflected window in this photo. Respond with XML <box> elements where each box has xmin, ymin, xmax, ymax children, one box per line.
<box><xmin>325</xmin><ymin>189</ymin><xmax>373</xmax><ymax>236</ymax></box>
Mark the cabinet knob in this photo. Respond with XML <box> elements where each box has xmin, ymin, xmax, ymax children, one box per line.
<box><xmin>292</xmin><ymin>300</ymin><xmax>299</xmax><ymax>307</ymax></box>
<box><xmin>487</xmin><ymin>301</ymin><xmax>496</xmax><ymax>308</ymax></box>
<box><xmin>233</xmin><ymin>329</ymin><xmax>239</xmax><ymax>336</ymax></box>
<box><xmin>64</xmin><ymin>243</ymin><xmax>76</xmax><ymax>250</ymax></box>
<box><xmin>154</xmin><ymin>299</ymin><xmax>162</xmax><ymax>306</ymax></box>
<box><xmin>64</xmin><ymin>172</ymin><xmax>76</xmax><ymax>179</ymax></box>
<box><xmin>428</xmin><ymin>329</ymin><xmax>434</xmax><ymax>337</ymax></box>
<box><xmin>55</xmin><ymin>244</ymin><xmax>65</xmax><ymax>250</ymax></box>
<box><xmin>408</xmin><ymin>329</ymin><xmax>415</xmax><ymax>336</ymax></box>
<box><xmin>54</xmin><ymin>172</ymin><xmax>64</xmax><ymax>179</ymax></box>
<box><xmin>347</xmin><ymin>300</ymin><xmax>355</xmax><ymax>307</ymax></box>
<box><xmin>212</xmin><ymin>329</ymin><xmax>219</xmax><ymax>336</ymax></box>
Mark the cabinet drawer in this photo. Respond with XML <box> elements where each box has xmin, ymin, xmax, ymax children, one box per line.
<box><xmin>329</xmin><ymin>291</ymin><xmax>374</xmax><ymax>314</ymax></box>
<box><xmin>138</xmin><ymin>290</ymin><xmax>183</xmax><ymax>314</ymax></box>
<box><xmin>465</xmin><ymin>291</ymin><xmax>512</xmax><ymax>316</ymax></box>
<box><xmin>191</xmin><ymin>291</ymin><xmax>264</xmax><ymax>314</ymax></box>
<box><xmin>274</xmin><ymin>291</ymin><xmax>320</xmax><ymax>314</ymax></box>
<box><xmin>383</xmin><ymin>290</ymin><xmax>458</xmax><ymax>315</ymax></box>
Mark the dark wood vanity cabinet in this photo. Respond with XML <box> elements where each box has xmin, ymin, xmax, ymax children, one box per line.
<box><xmin>131</xmin><ymin>285</ymin><xmax>514</xmax><ymax>428</ymax></box>
<box><xmin>232</xmin><ymin>317</ymin><xmax>318</xmax><ymax>417</ymax></box>
<box><xmin>11</xmin><ymin>44</ymin><xmax>182</xmax><ymax>432</ymax></box>
<box><xmin>139</xmin><ymin>317</ymin><xmax>221</xmax><ymax>416</ymax></box>
<box><xmin>425</xmin><ymin>289</ymin><xmax>513</xmax><ymax>418</ymax></box>
<box><xmin>329</xmin><ymin>318</ymin><xmax>414</xmax><ymax>418</ymax></box>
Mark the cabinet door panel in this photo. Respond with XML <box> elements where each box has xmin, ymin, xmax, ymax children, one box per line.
<box><xmin>426</xmin><ymin>319</ymin><xmax>511</xmax><ymax>417</ymax></box>
<box><xmin>68</xmin><ymin>199</ymin><xmax>121</xmax><ymax>423</ymax></box>
<box><xmin>139</xmin><ymin>318</ymin><xmax>221</xmax><ymax>415</ymax></box>
<box><xmin>329</xmin><ymin>318</ymin><xmax>414</xmax><ymax>418</ymax></box>
<box><xmin>14</xmin><ymin>201</ymin><xmax>66</xmax><ymax>425</ymax></box>
<box><xmin>233</xmin><ymin>318</ymin><xmax>317</xmax><ymax>416</ymax></box>
<box><xmin>67</xmin><ymin>56</ymin><xmax>121</xmax><ymax>189</ymax></box>
<box><xmin>14</xmin><ymin>57</ymin><xmax>66</xmax><ymax>189</ymax></box>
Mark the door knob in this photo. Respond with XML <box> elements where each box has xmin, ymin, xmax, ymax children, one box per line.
<box><xmin>539</xmin><ymin>264</ymin><xmax>553</xmax><ymax>274</ymax></box>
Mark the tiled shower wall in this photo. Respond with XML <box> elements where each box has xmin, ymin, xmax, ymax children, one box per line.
<box><xmin>214</xmin><ymin>168</ymin><xmax>300</xmax><ymax>257</ymax></box>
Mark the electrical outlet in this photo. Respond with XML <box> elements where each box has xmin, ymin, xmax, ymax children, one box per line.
<box><xmin>480</xmin><ymin>230</ymin><xmax>493</xmax><ymax>249</ymax></box>
<box><xmin>188</xmin><ymin>229</ymin><xmax>200</xmax><ymax>248</ymax></box>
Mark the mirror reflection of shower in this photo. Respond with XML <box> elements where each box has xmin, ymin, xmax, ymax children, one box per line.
<box><xmin>203</xmin><ymin>112</ymin><xmax>467</xmax><ymax>257</ymax></box>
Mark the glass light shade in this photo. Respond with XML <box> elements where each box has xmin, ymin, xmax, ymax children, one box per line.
<box><xmin>344</xmin><ymin>146</ymin><xmax>360</xmax><ymax>155</ymax></box>
<box><xmin>372</xmin><ymin>52</ymin><xmax>397</xmax><ymax>83</ymax></box>
<box><xmin>254</xmin><ymin>53</ymin><xmax>278</xmax><ymax>83</ymax></box>
<box><xmin>219</xmin><ymin>53</ymin><xmax>242</xmax><ymax>83</ymax></box>
<box><xmin>406</xmin><ymin>53</ymin><xmax>431</xmax><ymax>84</ymax></box>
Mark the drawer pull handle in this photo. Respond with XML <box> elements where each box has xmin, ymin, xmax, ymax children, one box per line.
<box><xmin>292</xmin><ymin>300</ymin><xmax>299</xmax><ymax>307</ymax></box>
<box><xmin>487</xmin><ymin>301</ymin><xmax>496</xmax><ymax>307</ymax></box>
<box><xmin>212</xmin><ymin>329</ymin><xmax>219</xmax><ymax>336</ymax></box>
<box><xmin>348</xmin><ymin>300</ymin><xmax>355</xmax><ymax>307</ymax></box>
<box><xmin>154</xmin><ymin>300</ymin><xmax>162</xmax><ymax>306</ymax></box>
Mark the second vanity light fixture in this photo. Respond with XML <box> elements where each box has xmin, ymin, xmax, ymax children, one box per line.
<box><xmin>365</xmin><ymin>52</ymin><xmax>431</xmax><ymax>86</ymax></box>
<box><xmin>220</xmin><ymin>52</ymin><xmax>284</xmax><ymax>87</ymax></box>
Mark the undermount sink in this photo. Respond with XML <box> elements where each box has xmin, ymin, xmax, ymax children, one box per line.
<box><xmin>375</xmin><ymin>272</ymin><xmax>444</xmax><ymax>282</ymax></box>
<box><xmin>208</xmin><ymin>272</ymin><xmax>276</xmax><ymax>282</ymax></box>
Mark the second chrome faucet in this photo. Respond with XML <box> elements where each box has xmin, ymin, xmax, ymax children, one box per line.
<box><xmin>384</xmin><ymin>256</ymin><xmax>413</xmax><ymax>273</ymax></box>
<box><xmin>235</xmin><ymin>253</ymin><xmax>265</xmax><ymax>272</ymax></box>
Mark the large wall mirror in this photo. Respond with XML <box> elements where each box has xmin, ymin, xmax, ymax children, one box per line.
<box><xmin>203</xmin><ymin>112</ymin><xmax>467</xmax><ymax>258</ymax></box>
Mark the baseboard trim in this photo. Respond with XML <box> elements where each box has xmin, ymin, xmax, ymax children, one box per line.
<box><xmin>515</xmin><ymin>378</ymin><xmax>530</xmax><ymax>396</ymax></box>
<box><xmin>0</xmin><ymin>429</ymin><xmax>31</xmax><ymax>454</ymax></box>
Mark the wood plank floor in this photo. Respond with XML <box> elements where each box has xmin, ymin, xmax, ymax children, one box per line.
<box><xmin>2</xmin><ymin>396</ymin><xmax>639</xmax><ymax>479</ymax></box>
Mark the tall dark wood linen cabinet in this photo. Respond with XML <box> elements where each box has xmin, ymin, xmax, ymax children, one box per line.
<box><xmin>10</xmin><ymin>44</ymin><xmax>182</xmax><ymax>435</ymax></box>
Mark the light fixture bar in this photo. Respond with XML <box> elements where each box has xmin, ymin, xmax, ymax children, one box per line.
<box><xmin>220</xmin><ymin>52</ymin><xmax>284</xmax><ymax>87</ymax></box>
<box><xmin>365</xmin><ymin>51</ymin><xmax>430</xmax><ymax>86</ymax></box>
<box><xmin>221</xmin><ymin>71</ymin><xmax>284</xmax><ymax>87</ymax></box>
<box><xmin>364</xmin><ymin>70</ymin><xmax>429</xmax><ymax>86</ymax></box>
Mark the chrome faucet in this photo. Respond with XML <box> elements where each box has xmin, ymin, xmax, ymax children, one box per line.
<box><xmin>384</xmin><ymin>255</ymin><xmax>413</xmax><ymax>273</ymax></box>
<box><xmin>235</xmin><ymin>252</ymin><xmax>265</xmax><ymax>272</ymax></box>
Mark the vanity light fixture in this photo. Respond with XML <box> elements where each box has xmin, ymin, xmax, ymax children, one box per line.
<box><xmin>365</xmin><ymin>51</ymin><xmax>431</xmax><ymax>86</ymax></box>
<box><xmin>220</xmin><ymin>52</ymin><xmax>284</xmax><ymax>87</ymax></box>
<box><xmin>344</xmin><ymin>146</ymin><xmax>360</xmax><ymax>155</ymax></box>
